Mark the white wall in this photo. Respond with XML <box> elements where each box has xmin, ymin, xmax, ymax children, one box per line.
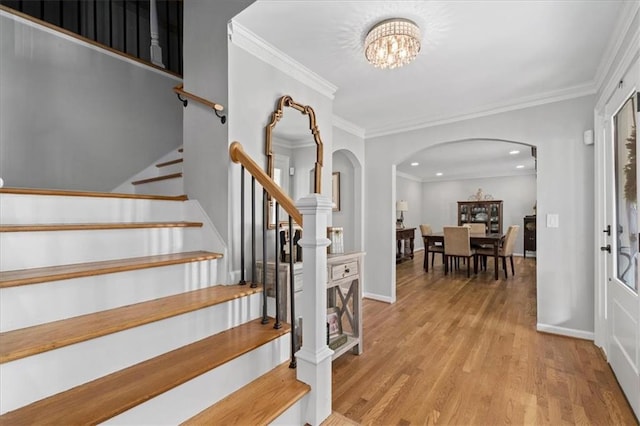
<box><xmin>227</xmin><ymin>39</ymin><xmax>335</xmax><ymax>281</ymax></box>
<box><xmin>396</xmin><ymin>174</ymin><xmax>424</xmax><ymax>250</ymax></box>
<box><xmin>365</xmin><ymin>95</ymin><xmax>595</xmax><ymax>336</ymax></box>
<box><xmin>421</xmin><ymin>174</ymin><xmax>537</xmax><ymax>255</ymax></box>
<box><xmin>0</xmin><ymin>12</ymin><xmax>182</xmax><ymax>191</ymax></box>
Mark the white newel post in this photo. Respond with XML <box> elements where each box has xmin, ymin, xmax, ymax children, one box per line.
<box><xmin>295</xmin><ymin>194</ymin><xmax>333</xmax><ymax>425</ymax></box>
<box><xmin>149</xmin><ymin>0</ymin><xmax>165</xmax><ymax>68</ymax></box>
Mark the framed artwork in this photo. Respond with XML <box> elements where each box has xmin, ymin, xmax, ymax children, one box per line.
<box><xmin>327</xmin><ymin>307</ymin><xmax>342</xmax><ymax>338</ymax></box>
<box><xmin>332</xmin><ymin>172</ymin><xmax>341</xmax><ymax>212</ymax></box>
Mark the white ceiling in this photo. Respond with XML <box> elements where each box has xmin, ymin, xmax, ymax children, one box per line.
<box><xmin>234</xmin><ymin>0</ymin><xmax>627</xmax><ymax>180</ymax></box>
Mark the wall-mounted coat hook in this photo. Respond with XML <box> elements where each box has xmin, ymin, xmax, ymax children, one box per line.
<box><xmin>176</xmin><ymin>93</ymin><xmax>188</xmax><ymax>107</ymax></box>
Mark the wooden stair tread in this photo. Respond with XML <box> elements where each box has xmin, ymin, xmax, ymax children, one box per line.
<box><xmin>0</xmin><ymin>187</ymin><xmax>187</xmax><ymax>201</ymax></box>
<box><xmin>0</xmin><ymin>221</ymin><xmax>202</xmax><ymax>232</ymax></box>
<box><xmin>156</xmin><ymin>158</ymin><xmax>183</xmax><ymax>168</ymax></box>
<box><xmin>0</xmin><ymin>284</ymin><xmax>261</xmax><ymax>363</ymax></box>
<box><xmin>182</xmin><ymin>362</ymin><xmax>309</xmax><ymax>425</ymax></box>
<box><xmin>0</xmin><ymin>251</ymin><xmax>222</xmax><ymax>288</ymax></box>
<box><xmin>0</xmin><ymin>319</ymin><xmax>289</xmax><ymax>425</ymax></box>
<box><xmin>321</xmin><ymin>412</ymin><xmax>361</xmax><ymax>425</ymax></box>
<box><xmin>131</xmin><ymin>172</ymin><xmax>182</xmax><ymax>185</ymax></box>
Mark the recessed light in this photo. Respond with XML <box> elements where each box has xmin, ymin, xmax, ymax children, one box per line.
<box><xmin>436</xmin><ymin>172</ymin><xmax>443</xmax><ymax>176</ymax></box>
<box><xmin>509</xmin><ymin>150</ymin><xmax>520</xmax><ymax>155</ymax></box>
<box><xmin>410</xmin><ymin>162</ymin><xmax>419</xmax><ymax>166</ymax></box>
<box><xmin>516</xmin><ymin>165</ymin><xmax>525</xmax><ymax>169</ymax></box>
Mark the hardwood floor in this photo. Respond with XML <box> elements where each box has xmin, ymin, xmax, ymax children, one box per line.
<box><xmin>332</xmin><ymin>252</ymin><xmax>638</xmax><ymax>425</ymax></box>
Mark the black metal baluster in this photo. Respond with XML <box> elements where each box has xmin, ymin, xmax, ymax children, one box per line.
<box><xmin>288</xmin><ymin>215</ymin><xmax>297</xmax><ymax>368</ymax></box>
<box><xmin>39</xmin><ymin>0</ymin><xmax>43</xmax><ymax>20</ymax></box>
<box><xmin>77</xmin><ymin>0</ymin><xmax>81</xmax><ymax>36</ymax></box>
<box><xmin>108</xmin><ymin>0</ymin><xmax>112</xmax><ymax>47</ymax></box>
<box><xmin>135</xmin><ymin>0</ymin><xmax>139</xmax><ymax>57</ymax></box>
<box><xmin>251</xmin><ymin>177</ymin><xmax>257</xmax><ymax>288</ymax></box>
<box><xmin>261</xmin><ymin>190</ymin><xmax>269</xmax><ymax>324</ymax></box>
<box><xmin>123</xmin><ymin>0</ymin><xmax>127</xmax><ymax>54</ymax></box>
<box><xmin>58</xmin><ymin>0</ymin><xmax>63</xmax><ymax>30</ymax></box>
<box><xmin>239</xmin><ymin>166</ymin><xmax>246</xmax><ymax>285</ymax></box>
<box><xmin>274</xmin><ymin>203</ymin><xmax>281</xmax><ymax>329</ymax></box>
<box><xmin>176</xmin><ymin>0</ymin><xmax>182</xmax><ymax>75</ymax></box>
<box><xmin>93</xmin><ymin>0</ymin><xmax>97</xmax><ymax>40</ymax></box>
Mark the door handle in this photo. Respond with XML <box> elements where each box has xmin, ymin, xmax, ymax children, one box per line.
<box><xmin>603</xmin><ymin>225</ymin><xmax>611</xmax><ymax>236</ymax></box>
<box><xmin>600</xmin><ymin>244</ymin><xmax>611</xmax><ymax>253</ymax></box>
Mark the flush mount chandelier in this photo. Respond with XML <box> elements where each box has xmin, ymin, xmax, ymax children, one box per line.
<box><xmin>364</xmin><ymin>18</ymin><xmax>421</xmax><ymax>69</ymax></box>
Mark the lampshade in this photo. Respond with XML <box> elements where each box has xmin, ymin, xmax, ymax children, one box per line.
<box><xmin>396</xmin><ymin>200</ymin><xmax>409</xmax><ymax>212</ymax></box>
<box><xmin>364</xmin><ymin>18</ymin><xmax>421</xmax><ymax>69</ymax></box>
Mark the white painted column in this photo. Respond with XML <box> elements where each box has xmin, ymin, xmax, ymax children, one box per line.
<box><xmin>150</xmin><ymin>0</ymin><xmax>165</xmax><ymax>68</ymax></box>
<box><xmin>295</xmin><ymin>194</ymin><xmax>333</xmax><ymax>425</ymax></box>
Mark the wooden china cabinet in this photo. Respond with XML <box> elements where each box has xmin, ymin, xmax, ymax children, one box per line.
<box><xmin>457</xmin><ymin>200</ymin><xmax>503</xmax><ymax>234</ymax></box>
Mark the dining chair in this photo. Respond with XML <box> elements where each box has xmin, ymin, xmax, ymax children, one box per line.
<box><xmin>476</xmin><ymin>225</ymin><xmax>520</xmax><ymax>278</ymax></box>
<box><xmin>443</xmin><ymin>226</ymin><xmax>477</xmax><ymax>277</ymax></box>
<box><xmin>463</xmin><ymin>223</ymin><xmax>486</xmax><ymax>235</ymax></box>
<box><xmin>420</xmin><ymin>224</ymin><xmax>444</xmax><ymax>271</ymax></box>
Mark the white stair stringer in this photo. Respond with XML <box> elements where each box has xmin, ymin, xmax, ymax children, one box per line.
<box><xmin>0</xmin><ymin>292</ymin><xmax>263</xmax><ymax>414</ymax></box>
<box><xmin>1</xmin><ymin>227</ymin><xmax>202</xmax><ymax>270</ymax></box>
<box><xmin>104</xmin><ymin>334</ymin><xmax>291</xmax><ymax>425</ymax></box>
<box><xmin>0</xmin><ymin>260</ymin><xmax>218</xmax><ymax>332</ymax></box>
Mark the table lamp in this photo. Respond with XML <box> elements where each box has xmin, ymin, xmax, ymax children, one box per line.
<box><xmin>396</xmin><ymin>200</ymin><xmax>408</xmax><ymax>228</ymax></box>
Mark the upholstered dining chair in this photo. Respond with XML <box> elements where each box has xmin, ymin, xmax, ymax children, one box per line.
<box><xmin>476</xmin><ymin>225</ymin><xmax>520</xmax><ymax>278</ymax></box>
<box><xmin>443</xmin><ymin>226</ymin><xmax>477</xmax><ymax>277</ymax></box>
<box><xmin>463</xmin><ymin>223</ymin><xmax>486</xmax><ymax>235</ymax></box>
<box><xmin>420</xmin><ymin>224</ymin><xmax>444</xmax><ymax>271</ymax></box>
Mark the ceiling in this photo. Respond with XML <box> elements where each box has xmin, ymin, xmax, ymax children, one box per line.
<box><xmin>234</xmin><ymin>0</ymin><xmax>627</xmax><ymax>180</ymax></box>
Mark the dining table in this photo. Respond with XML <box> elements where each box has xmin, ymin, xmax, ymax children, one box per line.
<box><xmin>424</xmin><ymin>232</ymin><xmax>505</xmax><ymax>280</ymax></box>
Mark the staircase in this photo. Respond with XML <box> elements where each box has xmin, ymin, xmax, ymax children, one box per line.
<box><xmin>0</xmin><ymin>187</ymin><xmax>310</xmax><ymax>424</ymax></box>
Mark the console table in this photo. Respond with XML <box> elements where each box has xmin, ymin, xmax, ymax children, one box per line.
<box><xmin>396</xmin><ymin>228</ymin><xmax>415</xmax><ymax>263</ymax></box>
<box><xmin>257</xmin><ymin>251</ymin><xmax>365</xmax><ymax>361</ymax></box>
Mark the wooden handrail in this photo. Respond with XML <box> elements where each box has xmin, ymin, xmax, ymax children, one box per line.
<box><xmin>229</xmin><ymin>142</ymin><xmax>302</xmax><ymax>227</ymax></box>
<box><xmin>173</xmin><ymin>84</ymin><xmax>224</xmax><ymax>112</ymax></box>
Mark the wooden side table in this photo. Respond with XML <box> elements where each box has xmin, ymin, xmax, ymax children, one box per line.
<box><xmin>396</xmin><ymin>228</ymin><xmax>415</xmax><ymax>263</ymax></box>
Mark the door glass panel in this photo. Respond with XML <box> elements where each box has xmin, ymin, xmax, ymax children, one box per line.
<box><xmin>614</xmin><ymin>95</ymin><xmax>637</xmax><ymax>291</ymax></box>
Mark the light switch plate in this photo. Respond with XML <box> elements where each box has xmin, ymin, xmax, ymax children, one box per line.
<box><xmin>546</xmin><ymin>213</ymin><xmax>559</xmax><ymax>228</ymax></box>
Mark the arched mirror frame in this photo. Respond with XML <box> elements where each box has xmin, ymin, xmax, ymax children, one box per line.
<box><xmin>265</xmin><ymin>95</ymin><xmax>323</xmax><ymax>228</ymax></box>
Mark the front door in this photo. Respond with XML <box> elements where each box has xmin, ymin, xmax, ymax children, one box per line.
<box><xmin>600</xmin><ymin>57</ymin><xmax>639</xmax><ymax>419</ymax></box>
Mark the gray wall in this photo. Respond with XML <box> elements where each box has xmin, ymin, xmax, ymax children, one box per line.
<box><xmin>420</xmin><ymin>174</ymin><xmax>537</xmax><ymax>255</ymax></box>
<box><xmin>181</xmin><ymin>0</ymin><xmax>255</xmax><ymax>258</ymax></box>
<box><xmin>228</xmin><ymin>42</ymin><xmax>334</xmax><ymax>279</ymax></box>
<box><xmin>396</xmin><ymin>174</ymin><xmax>424</xmax><ymax>250</ymax></box>
<box><xmin>365</xmin><ymin>95</ymin><xmax>595</xmax><ymax>336</ymax></box>
<box><xmin>332</xmin><ymin>151</ymin><xmax>355</xmax><ymax>252</ymax></box>
<box><xmin>0</xmin><ymin>13</ymin><xmax>182</xmax><ymax>191</ymax></box>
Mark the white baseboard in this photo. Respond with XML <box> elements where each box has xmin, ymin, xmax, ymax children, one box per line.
<box><xmin>536</xmin><ymin>323</ymin><xmax>594</xmax><ymax>341</ymax></box>
<box><xmin>363</xmin><ymin>292</ymin><xmax>394</xmax><ymax>303</ymax></box>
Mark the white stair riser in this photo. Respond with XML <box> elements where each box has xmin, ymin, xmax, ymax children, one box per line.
<box><xmin>133</xmin><ymin>177</ymin><xmax>184</xmax><ymax>197</ymax></box>
<box><xmin>0</xmin><ymin>293</ymin><xmax>263</xmax><ymax>414</ymax></box>
<box><xmin>0</xmin><ymin>260</ymin><xmax>219</xmax><ymax>332</ymax></box>
<box><xmin>0</xmin><ymin>194</ymin><xmax>185</xmax><ymax>224</ymax></box>
<box><xmin>272</xmin><ymin>395</ymin><xmax>308</xmax><ymax>426</ymax></box>
<box><xmin>103</xmin><ymin>335</ymin><xmax>291</xmax><ymax>425</ymax></box>
<box><xmin>1</xmin><ymin>227</ymin><xmax>202</xmax><ymax>270</ymax></box>
<box><xmin>155</xmin><ymin>162</ymin><xmax>183</xmax><ymax>175</ymax></box>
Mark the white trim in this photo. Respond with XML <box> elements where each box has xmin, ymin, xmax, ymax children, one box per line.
<box><xmin>333</xmin><ymin>116</ymin><xmax>365</xmax><ymax>139</ymax></box>
<box><xmin>227</xmin><ymin>21</ymin><xmax>337</xmax><ymax>100</ymax></box>
<box><xmin>396</xmin><ymin>171</ymin><xmax>422</xmax><ymax>183</ymax></box>
<box><xmin>0</xmin><ymin>9</ymin><xmax>181</xmax><ymax>82</ymax></box>
<box><xmin>363</xmin><ymin>292</ymin><xmax>394</xmax><ymax>303</ymax></box>
<box><xmin>421</xmin><ymin>170</ymin><xmax>537</xmax><ymax>184</ymax></box>
<box><xmin>536</xmin><ymin>323</ymin><xmax>594</xmax><ymax>341</ymax></box>
<box><xmin>593</xmin><ymin>1</ymin><xmax>640</xmax><ymax>92</ymax></box>
<box><xmin>367</xmin><ymin>83</ymin><xmax>595</xmax><ymax>139</ymax></box>
<box><xmin>595</xmin><ymin>24</ymin><xmax>640</xmax><ymax>110</ymax></box>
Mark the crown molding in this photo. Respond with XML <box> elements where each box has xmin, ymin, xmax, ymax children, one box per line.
<box><xmin>333</xmin><ymin>115</ymin><xmax>365</xmax><ymax>139</ymax></box>
<box><xmin>421</xmin><ymin>170</ymin><xmax>537</xmax><ymax>184</ymax></box>
<box><xmin>593</xmin><ymin>0</ymin><xmax>640</xmax><ymax>93</ymax></box>
<box><xmin>366</xmin><ymin>82</ymin><xmax>596</xmax><ymax>139</ymax></box>
<box><xmin>228</xmin><ymin>21</ymin><xmax>337</xmax><ymax>100</ymax></box>
<box><xmin>396</xmin><ymin>171</ymin><xmax>423</xmax><ymax>183</ymax></box>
